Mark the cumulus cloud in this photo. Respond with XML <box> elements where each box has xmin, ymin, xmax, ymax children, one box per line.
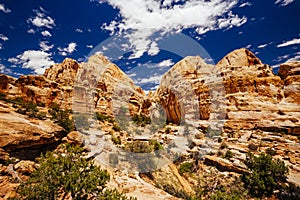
<box><xmin>0</xmin><ymin>64</ymin><xmax>12</xmax><ymax>74</ymax></box>
<box><xmin>275</xmin><ymin>0</ymin><xmax>294</xmax><ymax>6</ymax></box>
<box><xmin>157</xmin><ymin>59</ymin><xmax>174</xmax><ymax>67</ymax></box>
<box><xmin>75</xmin><ymin>28</ymin><xmax>83</xmax><ymax>33</ymax></box>
<box><xmin>39</xmin><ymin>41</ymin><xmax>54</xmax><ymax>51</ymax></box>
<box><xmin>0</xmin><ymin>4</ymin><xmax>11</xmax><ymax>13</ymax></box>
<box><xmin>9</xmin><ymin>50</ymin><xmax>54</xmax><ymax>74</ymax></box>
<box><xmin>277</xmin><ymin>38</ymin><xmax>300</xmax><ymax>47</ymax></box>
<box><xmin>41</xmin><ymin>30</ymin><xmax>52</xmax><ymax>37</ymax></box>
<box><xmin>27</xmin><ymin>7</ymin><xmax>55</xmax><ymax>29</ymax></box>
<box><xmin>99</xmin><ymin>0</ymin><xmax>247</xmax><ymax>59</ymax></box>
<box><xmin>58</xmin><ymin>42</ymin><xmax>77</xmax><ymax>56</ymax></box>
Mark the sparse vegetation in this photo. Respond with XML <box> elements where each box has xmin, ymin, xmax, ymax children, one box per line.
<box><xmin>242</xmin><ymin>152</ymin><xmax>289</xmax><ymax>197</ymax></box>
<box><xmin>95</xmin><ymin>112</ymin><xmax>115</xmax><ymax>123</ymax></box>
<box><xmin>223</xmin><ymin>150</ymin><xmax>233</xmax><ymax>159</ymax></box>
<box><xmin>49</xmin><ymin>102</ymin><xmax>74</xmax><ymax>134</ymax></box>
<box><xmin>179</xmin><ymin>162</ymin><xmax>193</xmax><ymax>174</ymax></box>
<box><xmin>16</xmin><ymin>144</ymin><xmax>133</xmax><ymax>199</ymax></box>
<box><xmin>131</xmin><ymin>113</ymin><xmax>151</xmax><ymax>126</ymax></box>
<box><xmin>112</xmin><ymin>135</ymin><xmax>122</xmax><ymax>145</ymax></box>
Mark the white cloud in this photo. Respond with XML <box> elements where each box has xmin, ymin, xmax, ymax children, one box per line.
<box><xmin>0</xmin><ymin>4</ymin><xmax>11</xmax><ymax>13</ymax></box>
<box><xmin>75</xmin><ymin>28</ymin><xmax>83</xmax><ymax>33</ymax></box>
<box><xmin>100</xmin><ymin>0</ymin><xmax>247</xmax><ymax>59</ymax></box>
<box><xmin>41</xmin><ymin>30</ymin><xmax>52</xmax><ymax>37</ymax></box>
<box><xmin>27</xmin><ymin>7</ymin><xmax>55</xmax><ymax>29</ymax></box>
<box><xmin>9</xmin><ymin>50</ymin><xmax>54</xmax><ymax>74</ymax></box>
<box><xmin>39</xmin><ymin>41</ymin><xmax>54</xmax><ymax>51</ymax></box>
<box><xmin>0</xmin><ymin>34</ymin><xmax>8</xmax><ymax>41</ymax></box>
<box><xmin>86</xmin><ymin>45</ymin><xmax>93</xmax><ymax>49</ymax></box>
<box><xmin>27</xmin><ymin>29</ymin><xmax>35</xmax><ymax>34</ymax></box>
<box><xmin>239</xmin><ymin>2</ymin><xmax>252</xmax><ymax>7</ymax></box>
<box><xmin>58</xmin><ymin>42</ymin><xmax>77</xmax><ymax>56</ymax></box>
<box><xmin>258</xmin><ymin>43</ymin><xmax>268</xmax><ymax>49</ymax></box>
<box><xmin>0</xmin><ymin>64</ymin><xmax>12</xmax><ymax>74</ymax></box>
<box><xmin>285</xmin><ymin>52</ymin><xmax>300</xmax><ymax>62</ymax></box>
<box><xmin>275</xmin><ymin>0</ymin><xmax>294</xmax><ymax>6</ymax></box>
<box><xmin>158</xmin><ymin>59</ymin><xmax>174</xmax><ymax>67</ymax></box>
<box><xmin>277</xmin><ymin>38</ymin><xmax>300</xmax><ymax>47</ymax></box>
<box><xmin>137</xmin><ymin>75</ymin><xmax>162</xmax><ymax>84</ymax></box>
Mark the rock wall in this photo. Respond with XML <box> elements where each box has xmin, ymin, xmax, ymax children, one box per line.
<box><xmin>154</xmin><ymin>48</ymin><xmax>300</xmax><ymax>134</ymax></box>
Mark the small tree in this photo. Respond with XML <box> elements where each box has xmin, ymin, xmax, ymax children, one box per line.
<box><xmin>17</xmin><ymin>144</ymin><xmax>110</xmax><ymax>199</ymax></box>
<box><xmin>242</xmin><ymin>152</ymin><xmax>289</xmax><ymax>197</ymax></box>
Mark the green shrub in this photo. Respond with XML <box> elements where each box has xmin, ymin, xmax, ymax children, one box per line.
<box><xmin>265</xmin><ymin>147</ymin><xmax>276</xmax><ymax>156</ymax></box>
<box><xmin>17</xmin><ymin>144</ymin><xmax>110</xmax><ymax>199</ymax></box>
<box><xmin>96</xmin><ymin>112</ymin><xmax>114</xmax><ymax>123</ymax></box>
<box><xmin>223</xmin><ymin>150</ymin><xmax>234</xmax><ymax>159</ymax></box>
<box><xmin>36</xmin><ymin>111</ymin><xmax>47</xmax><ymax>120</ymax></box>
<box><xmin>149</xmin><ymin>139</ymin><xmax>163</xmax><ymax>151</ymax></box>
<box><xmin>112</xmin><ymin>123</ymin><xmax>122</xmax><ymax>132</ymax></box>
<box><xmin>210</xmin><ymin>190</ymin><xmax>242</xmax><ymax>200</ymax></box>
<box><xmin>125</xmin><ymin>141</ymin><xmax>152</xmax><ymax>153</ymax></box>
<box><xmin>112</xmin><ymin>136</ymin><xmax>121</xmax><ymax>145</ymax></box>
<box><xmin>49</xmin><ymin>103</ymin><xmax>74</xmax><ymax>134</ymax></box>
<box><xmin>37</xmin><ymin>102</ymin><xmax>46</xmax><ymax>107</ymax></box>
<box><xmin>242</xmin><ymin>152</ymin><xmax>289</xmax><ymax>197</ymax></box>
<box><xmin>179</xmin><ymin>162</ymin><xmax>193</xmax><ymax>174</ymax></box>
<box><xmin>131</xmin><ymin>114</ymin><xmax>151</xmax><ymax>126</ymax></box>
<box><xmin>165</xmin><ymin>127</ymin><xmax>171</xmax><ymax>134</ymax></box>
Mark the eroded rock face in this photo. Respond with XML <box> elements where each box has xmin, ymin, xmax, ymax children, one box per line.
<box><xmin>154</xmin><ymin>48</ymin><xmax>300</xmax><ymax>135</ymax></box>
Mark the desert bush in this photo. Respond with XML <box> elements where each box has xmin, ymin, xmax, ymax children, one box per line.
<box><xmin>95</xmin><ymin>112</ymin><xmax>114</xmax><ymax>123</ymax></box>
<box><xmin>112</xmin><ymin>123</ymin><xmax>122</xmax><ymax>132</ymax></box>
<box><xmin>112</xmin><ymin>135</ymin><xmax>121</xmax><ymax>145</ymax></box>
<box><xmin>49</xmin><ymin>103</ymin><xmax>74</xmax><ymax>134</ymax></box>
<box><xmin>149</xmin><ymin>139</ymin><xmax>163</xmax><ymax>151</ymax></box>
<box><xmin>131</xmin><ymin>114</ymin><xmax>151</xmax><ymax>126</ymax></box>
<box><xmin>223</xmin><ymin>150</ymin><xmax>234</xmax><ymax>159</ymax></box>
<box><xmin>17</xmin><ymin>144</ymin><xmax>110</xmax><ymax>199</ymax></box>
<box><xmin>179</xmin><ymin>162</ymin><xmax>193</xmax><ymax>174</ymax></box>
<box><xmin>242</xmin><ymin>152</ymin><xmax>289</xmax><ymax>197</ymax></box>
<box><xmin>36</xmin><ymin>111</ymin><xmax>47</xmax><ymax>120</ymax></box>
<box><xmin>265</xmin><ymin>147</ymin><xmax>276</xmax><ymax>156</ymax></box>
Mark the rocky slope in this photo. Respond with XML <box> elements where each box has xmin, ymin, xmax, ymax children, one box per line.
<box><xmin>0</xmin><ymin>49</ymin><xmax>300</xmax><ymax>199</ymax></box>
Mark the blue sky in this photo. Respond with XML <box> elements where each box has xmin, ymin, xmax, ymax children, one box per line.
<box><xmin>0</xmin><ymin>0</ymin><xmax>299</xmax><ymax>90</ymax></box>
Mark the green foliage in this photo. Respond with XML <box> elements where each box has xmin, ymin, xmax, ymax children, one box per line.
<box><xmin>96</xmin><ymin>112</ymin><xmax>115</xmax><ymax>123</ymax></box>
<box><xmin>206</xmin><ymin>126</ymin><xmax>221</xmax><ymax>138</ymax></box>
<box><xmin>17</xmin><ymin>144</ymin><xmax>110</xmax><ymax>199</ymax></box>
<box><xmin>37</xmin><ymin>102</ymin><xmax>46</xmax><ymax>107</ymax></box>
<box><xmin>112</xmin><ymin>135</ymin><xmax>121</xmax><ymax>145</ymax></box>
<box><xmin>36</xmin><ymin>111</ymin><xmax>47</xmax><ymax>120</ymax></box>
<box><xmin>265</xmin><ymin>147</ymin><xmax>276</xmax><ymax>156</ymax></box>
<box><xmin>131</xmin><ymin>114</ymin><xmax>151</xmax><ymax>126</ymax></box>
<box><xmin>15</xmin><ymin>100</ymin><xmax>39</xmax><ymax>118</ymax></box>
<box><xmin>242</xmin><ymin>152</ymin><xmax>289</xmax><ymax>197</ymax></box>
<box><xmin>210</xmin><ymin>190</ymin><xmax>243</xmax><ymax>200</ymax></box>
<box><xmin>112</xmin><ymin>123</ymin><xmax>122</xmax><ymax>132</ymax></box>
<box><xmin>49</xmin><ymin>103</ymin><xmax>74</xmax><ymax>134</ymax></box>
<box><xmin>149</xmin><ymin>139</ymin><xmax>163</xmax><ymax>151</ymax></box>
<box><xmin>126</xmin><ymin>141</ymin><xmax>152</xmax><ymax>153</ymax></box>
<box><xmin>223</xmin><ymin>150</ymin><xmax>234</xmax><ymax>159</ymax></box>
<box><xmin>179</xmin><ymin>162</ymin><xmax>193</xmax><ymax>175</ymax></box>
<box><xmin>220</xmin><ymin>142</ymin><xmax>228</xmax><ymax>149</ymax></box>
<box><xmin>157</xmin><ymin>183</ymin><xmax>191</xmax><ymax>200</ymax></box>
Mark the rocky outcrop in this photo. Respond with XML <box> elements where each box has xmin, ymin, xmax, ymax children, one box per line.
<box><xmin>154</xmin><ymin>48</ymin><xmax>300</xmax><ymax>135</ymax></box>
